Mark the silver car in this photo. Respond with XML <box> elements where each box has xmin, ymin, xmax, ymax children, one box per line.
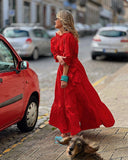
<box><xmin>2</xmin><ymin>26</ymin><xmax>51</xmax><ymax>60</ymax></box>
<box><xmin>91</xmin><ymin>26</ymin><xmax>128</xmax><ymax>60</ymax></box>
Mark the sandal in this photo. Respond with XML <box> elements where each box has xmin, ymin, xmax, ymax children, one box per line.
<box><xmin>55</xmin><ymin>136</ymin><xmax>63</xmax><ymax>144</ymax></box>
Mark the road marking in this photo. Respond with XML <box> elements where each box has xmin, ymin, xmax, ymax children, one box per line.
<box><xmin>93</xmin><ymin>76</ymin><xmax>107</xmax><ymax>87</ymax></box>
<box><xmin>21</xmin><ymin>137</ymin><xmax>27</xmax><ymax>142</ymax></box>
<box><xmin>41</xmin><ymin>87</ymin><xmax>53</xmax><ymax>92</ymax></box>
<box><xmin>1</xmin><ymin>75</ymin><xmax>107</xmax><ymax>157</ymax></box>
<box><xmin>0</xmin><ymin>120</ymin><xmax>47</xmax><ymax>157</ymax></box>
<box><xmin>39</xmin><ymin>121</ymin><xmax>49</xmax><ymax>129</ymax></box>
<box><xmin>3</xmin><ymin>148</ymin><xmax>11</xmax><ymax>154</ymax></box>
<box><xmin>40</xmin><ymin>76</ymin><xmax>107</xmax><ymax>92</ymax></box>
<box><xmin>38</xmin><ymin>113</ymin><xmax>49</xmax><ymax>120</ymax></box>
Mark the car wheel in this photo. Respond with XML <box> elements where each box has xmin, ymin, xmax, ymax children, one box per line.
<box><xmin>32</xmin><ymin>48</ymin><xmax>39</xmax><ymax>60</ymax></box>
<box><xmin>17</xmin><ymin>96</ymin><xmax>38</xmax><ymax>132</ymax></box>
<box><xmin>91</xmin><ymin>52</ymin><xmax>97</xmax><ymax>60</ymax></box>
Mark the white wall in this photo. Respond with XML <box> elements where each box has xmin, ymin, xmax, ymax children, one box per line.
<box><xmin>31</xmin><ymin>1</ymin><xmax>36</xmax><ymax>23</ymax></box>
<box><xmin>3</xmin><ymin>0</ymin><xmax>9</xmax><ymax>26</ymax></box>
<box><xmin>17</xmin><ymin>0</ymin><xmax>23</xmax><ymax>23</ymax></box>
<box><xmin>46</xmin><ymin>4</ymin><xmax>51</xmax><ymax>26</ymax></box>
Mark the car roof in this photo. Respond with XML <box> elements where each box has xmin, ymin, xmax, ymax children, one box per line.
<box><xmin>98</xmin><ymin>26</ymin><xmax>128</xmax><ymax>32</ymax></box>
<box><xmin>4</xmin><ymin>26</ymin><xmax>45</xmax><ymax>32</ymax></box>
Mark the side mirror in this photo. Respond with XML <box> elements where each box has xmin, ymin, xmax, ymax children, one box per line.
<box><xmin>15</xmin><ymin>61</ymin><xmax>29</xmax><ymax>74</ymax></box>
<box><xmin>20</xmin><ymin>61</ymin><xmax>29</xmax><ymax>70</ymax></box>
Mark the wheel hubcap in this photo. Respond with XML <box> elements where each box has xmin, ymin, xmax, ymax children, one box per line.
<box><xmin>26</xmin><ymin>102</ymin><xmax>38</xmax><ymax>127</ymax></box>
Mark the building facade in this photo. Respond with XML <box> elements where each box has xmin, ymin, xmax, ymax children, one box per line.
<box><xmin>76</xmin><ymin>0</ymin><xmax>102</xmax><ymax>25</ymax></box>
<box><xmin>0</xmin><ymin>0</ymin><xmax>2</xmax><ymax>28</ymax></box>
<box><xmin>76</xmin><ymin>0</ymin><xmax>86</xmax><ymax>24</ymax></box>
<box><xmin>123</xmin><ymin>0</ymin><xmax>128</xmax><ymax>22</ymax></box>
<box><xmin>100</xmin><ymin>0</ymin><xmax>112</xmax><ymax>26</ymax></box>
<box><xmin>0</xmin><ymin>0</ymin><xmax>64</xmax><ymax>29</ymax></box>
<box><xmin>0</xmin><ymin>0</ymin><xmax>44</xmax><ymax>28</ymax></box>
<box><xmin>111</xmin><ymin>0</ymin><xmax>124</xmax><ymax>23</ymax></box>
<box><xmin>42</xmin><ymin>0</ymin><xmax>64</xmax><ymax>28</ymax></box>
<box><xmin>86</xmin><ymin>0</ymin><xmax>102</xmax><ymax>25</ymax></box>
<box><xmin>0</xmin><ymin>0</ymin><xmax>126</xmax><ymax>29</ymax></box>
<box><xmin>63</xmin><ymin>0</ymin><xmax>77</xmax><ymax>22</ymax></box>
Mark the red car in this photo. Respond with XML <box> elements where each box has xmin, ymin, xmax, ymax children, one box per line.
<box><xmin>0</xmin><ymin>34</ymin><xmax>40</xmax><ymax>132</ymax></box>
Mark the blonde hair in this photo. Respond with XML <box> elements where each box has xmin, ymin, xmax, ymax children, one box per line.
<box><xmin>56</xmin><ymin>10</ymin><xmax>79</xmax><ymax>41</ymax></box>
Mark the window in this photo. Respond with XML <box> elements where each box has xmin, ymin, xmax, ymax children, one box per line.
<box><xmin>3</xmin><ymin>29</ymin><xmax>29</xmax><ymax>38</ymax></box>
<box><xmin>33</xmin><ymin>29</ymin><xmax>49</xmax><ymax>38</ymax></box>
<box><xmin>99</xmin><ymin>30</ymin><xmax>127</xmax><ymax>37</ymax></box>
<box><xmin>36</xmin><ymin>4</ymin><xmax>40</xmax><ymax>23</ymax></box>
<box><xmin>33</xmin><ymin>29</ymin><xmax>43</xmax><ymax>38</ymax></box>
<box><xmin>24</xmin><ymin>2</ymin><xmax>30</xmax><ymax>23</ymax></box>
<box><xmin>41</xmin><ymin>29</ymin><xmax>49</xmax><ymax>38</ymax></box>
<box><xmin>0</xmin><ymin>40</ymin><xmax>17</xmax><ymax>72</ymax></box>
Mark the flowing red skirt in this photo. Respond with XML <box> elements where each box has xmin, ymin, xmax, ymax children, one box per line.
<box><xmin>49</xmin><ymin>59</ymin><xmax>115</xmax><ymax>135</ymax></box>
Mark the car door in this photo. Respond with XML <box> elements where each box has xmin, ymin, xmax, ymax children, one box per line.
<box><xmin>0</xmin><ymin>40</ymin><xmax>24</xmax><ymax>129</ymax></box>
<box><xmin>32</xmin><ymin>29</ymin><xmax>50</xmax><ymax>55</ymax></box>
<box><xmin>41</xmin><ymin>29</ymin><xmax>50</xmax><ymax>53</ymax></box>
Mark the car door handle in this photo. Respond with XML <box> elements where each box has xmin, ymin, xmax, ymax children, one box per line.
<box><xmin>0</xmin><ymin>78</ymin><xmax>3</xmax><ymax>83</ymax></box>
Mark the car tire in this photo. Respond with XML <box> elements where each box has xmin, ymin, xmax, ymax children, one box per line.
<box><xmin>32</xmin><ymin>48</ymin><xmax>39</xmax><ymax>60</ymax></box>
<box><xmin>91</xmin><ymin>52</ymin><xmax>97</xmax><ymax>60</ymax></box>
<box><xmin>17</xmin><ymin>96</ymin><xmax>38</xmax><ymax>132</ymax></box>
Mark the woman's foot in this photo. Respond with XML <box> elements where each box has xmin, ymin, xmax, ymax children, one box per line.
<box><xmin>55</xmin><ymin>136</ymin><xmax>63</xmax><ymax>144</ymax></box>
<box><xmin>61</xmin><ymin>133</ymin><xmax>70</xmax><ymax>138</ymax></box>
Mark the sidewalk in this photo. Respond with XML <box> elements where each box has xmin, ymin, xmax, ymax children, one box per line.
<box><xmin>1</xmin><ymin>64</ymin><xmax>128</xmax><ymax>160</ymax></box>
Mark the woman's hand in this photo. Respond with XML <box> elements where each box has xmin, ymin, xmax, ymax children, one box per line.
<box><xmin>61</xmin><ymin>81</ymin><xmax>68</xmax><ymax>88</ymax></box>
<box><xmin>56</xmin><ymin>55</ymin><xmax>66</xmax><ymax>65</ymax></box>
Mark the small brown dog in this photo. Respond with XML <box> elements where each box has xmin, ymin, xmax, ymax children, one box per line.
<box><xmin>58</xmin><ymin>136</ymin><xmax>103</xmax><ymax>160</ymax></box>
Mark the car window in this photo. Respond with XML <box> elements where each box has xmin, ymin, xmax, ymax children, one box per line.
<box><xmin>99</xmin><ymin>30</ymin><xmax>127</xmax><ymax>37</ymax></box>
<box><xmin>3</xmin><ymin>29</ymin><xmax>29</xmax><ymax>38</ymax></box>
<box><xmin>41</xmin><ymin>30</ymin><xmax>49</xmax><ymax>38</ymax></box>
<box><xmin>33</xmin><ymin>29</ymin><xmax>49</xmax><ymax>38</ymax></box>
<box><xmin>33</xmin><ymin>29</ymin><xmax>43</xmax><ymax>38</ymax></box>
<box><xmin>0</xmin><ymin>40</ymin><xmax>18</xmax><ymax>73</ymax></box>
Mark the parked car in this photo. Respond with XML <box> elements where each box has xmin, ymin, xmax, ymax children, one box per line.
<box><xmin>0</xmin><ymin>27</ymin><xmax>6</xmax><ymax>34</ymax></box>
<box><xmin>91</xmin><ymin>26</ymin><xmax>128</xmax><ymax>60</ymax></box>
<box><xmin>47</xmin><ymin>26</ymin><xmax>58</xmax><ymax>38</ymax></box>
<box><xmin>90</xmin><ymin>23</ymin><xmax>102</xmax><ymax>35</ymax></box>
<box><xmin>0</xmin><ymin>34</ymin><xmax>40</xmax><ymax>132</ymax></box>
<box><xmin>75</xmin><ymin>23</ymin><xmax>85</xmax><ymax>37</ymax></box>
<box><xmin>83</xmin><ymin>24</ymin><xmax>91</xmax><ymax>35</ymax></box>
<box><xmin>2</xmin><ymin>25</ymin><xmax>51</xmax><ymax>60</ymax></box>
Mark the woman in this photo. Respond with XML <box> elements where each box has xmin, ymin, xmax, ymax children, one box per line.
<box><xmin>49</xmin><ymin>10</ymin><xmax>115</xmax><ymax>138</ymax></box>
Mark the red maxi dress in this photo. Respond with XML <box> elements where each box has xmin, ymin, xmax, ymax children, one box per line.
<box><xmin>49</xmin><ymin>32</ymin><xmax>115</xmax><ymax>136</ymax></box>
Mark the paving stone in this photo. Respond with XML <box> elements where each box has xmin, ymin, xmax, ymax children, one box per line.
<box><xmin>112</xmin><ymin>148</ymin><xmax>128</xmax><ymax>158</ymax></box>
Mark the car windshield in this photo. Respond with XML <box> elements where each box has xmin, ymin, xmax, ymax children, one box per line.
<box><xmin>99</xmin><ymin>30</ymin><xmax>127</xmax><ymax>37</ymax></box>
<box><xmin>3</xmin><ymin>29</ymin><xmax>29</xmax><ymax>38</ymax></box>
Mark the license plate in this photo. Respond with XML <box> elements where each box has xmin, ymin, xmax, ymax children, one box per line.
<box><xmin>103</xmin><ymin>49</ymin><xmax>117</xmax><ymax>53</ymax></box>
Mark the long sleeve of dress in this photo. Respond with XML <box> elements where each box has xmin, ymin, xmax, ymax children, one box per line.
<box><xmin>51</xmin><ymin>37</ymin><xmax>59</xmax><ymax>62</ymax></box>
<box><xmin>63</xmin><ymin>35</ymin><xmax>74</xmax><ymax>66</ymax></box>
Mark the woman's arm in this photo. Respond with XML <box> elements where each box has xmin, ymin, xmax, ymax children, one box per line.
<box><xmin>56</xmin><ymin>55</ymin><xmax>66</xmax><ymax>65</ymax></box>
<box><xmin>61</xmin><ymin>63</ymin><xmax>69</xmax><ymax>88</ymax></box>
<box><xmin>63</xmin><ymin>63</ymin><xmax>69</xmax><ymax>75</ymax></box>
